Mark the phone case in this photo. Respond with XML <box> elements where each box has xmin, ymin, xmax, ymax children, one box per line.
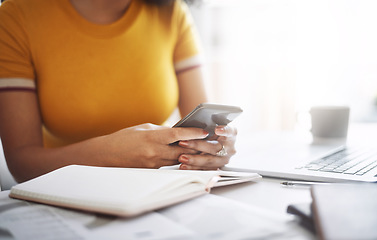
<box><xmin>172</xmin><ymin>103</ymin><xmax>243</xmax><ymax>138</ymax></box>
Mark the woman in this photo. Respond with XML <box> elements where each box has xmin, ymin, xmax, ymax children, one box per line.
<box><xmin>0</xmin><ymin>0</ymin><xmax>238</xmax><ymax>182</ymax></box>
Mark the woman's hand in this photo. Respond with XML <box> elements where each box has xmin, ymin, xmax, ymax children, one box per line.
<box><xmin>104</xmin><ymin>123</ymin><xmax>209</xmax><ymax>169</ymax></box>
<box><xmin>176</xmin><ymin>125</ymin><xmax>238</xmax><ymax>170</ymax></box>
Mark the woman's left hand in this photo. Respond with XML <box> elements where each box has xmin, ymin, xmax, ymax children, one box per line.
<box><xmin>177</xmin><ymin>125</ymin><xmax>238</xmax><ymax>170</ymax></box>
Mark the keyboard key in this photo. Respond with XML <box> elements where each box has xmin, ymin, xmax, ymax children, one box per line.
<box><xmin>344</xmin><ymin>157</ymin><xmax>377</xmax><ymax>175</ymax></box>
<box><xmin>320</xmin><ymin>167</ymin><xmax>337</xmax><ymax>172</ymax></box>
<box><xmin>301</xmin><ymin>147</ymin><xmax>377</xmax><ymax>177</ymax></box>
<box><xmin>331</xmin><ymin>168</ymin><xmax>346</xmax><ymax>173</ymax></box>
<box><xmin>355</xmin><ymin>161</ymin><xmax>377</xmax><ymax>176</ymax></box>
<box><xmin>307</xmin><ymin>165</ymin><xmax>324</xmax><ymax>171</ymax></box>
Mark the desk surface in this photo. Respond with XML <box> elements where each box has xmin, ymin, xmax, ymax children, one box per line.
<box><xmin>1</xmin><ymin>123</ymin><xmax>376</xmax><ymax>239</ymax></box>
<box><xmin>213</xmin><ymin>122</ymin><xmax>377</xmax><ymax>239</ymax></box>
<box><xmin>218</xmin><ymin>122</ymin><xmax>377</xmax><ymax>214</ymax></box>
<box><xmin>212</xmin><ymin>177</ymin><xmax>312</xmax><ymax>216</ymax></box>
<box><xmin>0</xmin><ymin>177</ymin><xmax>315</xmax><ymax>240</ymax></box>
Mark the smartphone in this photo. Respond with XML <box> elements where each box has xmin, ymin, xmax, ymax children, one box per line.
<box><xmin>172</xmin><ymin>103</ymin><xmax>243</xmax><ymax>138</ymax></box>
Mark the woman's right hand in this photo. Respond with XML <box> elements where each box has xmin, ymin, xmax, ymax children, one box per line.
<box><xmin>0</xmin><ymin>91</ymin><xmax>209</xmax><ymax>181</ymax></box>
<box><xmin>104</xmin><ymin>123</ymin><xmax>209</xmax><ymax>169</ymax></box>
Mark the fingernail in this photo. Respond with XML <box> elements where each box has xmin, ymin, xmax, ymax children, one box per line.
<box><xmin>180</xmin><ymin>164</ymin><xmax>188</xmax><ymax>170</ymax></box>
<box><xmin>179</xmin><ymin>155</ymin><xmax>189</xmax><ymax>164</ymax></box>
<box><xmin>203</xmin><ymin>130</ymin><xmax>209</xmax><ymax>137</ymax></box>
<box><xmin>179</xmin><ymin>140</ymin><xmax>189</xmax><ymax>147</ymax></box>
<box><xmin>216</xmin><ymin>127</ymin><xmax>225</xmax><ymax>134</ymax></box>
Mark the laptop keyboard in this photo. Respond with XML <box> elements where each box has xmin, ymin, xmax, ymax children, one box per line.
<box><xmin>300</xmin><ymin>148</ymin><xmax>377</xmax><ymax>176</ymax></box>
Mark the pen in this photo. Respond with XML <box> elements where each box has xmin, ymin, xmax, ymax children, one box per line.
<box><xmin>281</xmin><ymin>181</ymin><xmax>330</xmax><ymax>187</ymax></box>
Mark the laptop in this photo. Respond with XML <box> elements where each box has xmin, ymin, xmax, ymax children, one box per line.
<box><xmin>224</xmin><ymin>137</ymin><xmax>377</xmax><ymax>183</ymax></box>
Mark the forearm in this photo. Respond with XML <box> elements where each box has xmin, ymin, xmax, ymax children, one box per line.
<box><xmin>6</xmin><ymin>134</ymin><xmax>115</xmax><ymax>183</ymax></box>
<box><xmin>0</xmin><ymin>90</ymin><xmax>111</xmax><ymax>182</ymax></box>
<box><xmin>6</xmin><ymin>124</ymin><xmax>209</xmax><ymax>182</ymax></box>
<box><xmin>177</xmin><ymin>67</ymin><xmax>208</xmax><ymax>116</ymax></box>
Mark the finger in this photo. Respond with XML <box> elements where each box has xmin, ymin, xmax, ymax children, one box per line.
<box><xmin>129</xmin><ymin>123</ymin><xmax>168</xmax><ymax>131</ymax></box>
<box><xmin>179</xmin><ymin>138</ymin><xmax>237</xmax><ymax>157</ymax></box>
<box><xmin>178</xmin><ymin>140</ymin><xmax>222</xmax><ymax>155</ymax></box>
<box><xmin>179</xmin><ymin>164</ymin><xmax>219</xmax><ymax>171</ymax></box>
<box><xmin>139</xmin><ymin>143</ymin><xmax>200</xmax><ymax>165</ymax></box>
<box><xmin>215</xmin><ymin>125</ymin><xmax>237</xmax><ymax>137</ymax></box>
<box><xmin>160</xmin><ymin>159</ymin><xmax>180</xmax><ymax>167</ymax></box>
<box><xmin>156</xmin><ymin>127</ymin><xmax>209</xmax><ymax>144</ymax></box>
<box><xmin>178</xmin><ymin>154</ymin><xmax>230</xmax><ymax>169</ymax></box>
<box><xmin>162</xmin><ymin>145</ymin><xmax>200</xmax><ymax>160</ymax></box>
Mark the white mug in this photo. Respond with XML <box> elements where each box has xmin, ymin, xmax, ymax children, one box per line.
<box><xmin>310</xmin><ymin>106</ymin><xmax>350</xmax><ymax>139</ymax></box>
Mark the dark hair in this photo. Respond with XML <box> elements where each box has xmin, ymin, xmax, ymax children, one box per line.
<box><xmin>143</xmin><ymin>0</ymin><xmax>172</xmax><ymax>5</ymax></box>
<box><xmin>143</xmin><ymin>0</ymin><xmax>197</xmax><ymax>6</ymax></box>
<box><xmin>0</xmin><ymin>0</ymin><xmax>197</xmax><ymax>6</ymax></box>
<box><xmin>0</xmin><ymin>0</ymin><xmax>194</xmax><ymax>4</ymax></box>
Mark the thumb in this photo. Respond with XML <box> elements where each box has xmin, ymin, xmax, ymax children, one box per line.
<box><xmin>160</xmin><ymin>127</ymin><xmax>209</xmax><ymax>144</ymax></box>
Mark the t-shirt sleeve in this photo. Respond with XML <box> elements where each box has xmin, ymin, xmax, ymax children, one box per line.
<box><xmin>173</xmin><ymin>0</ymin><xmax>203</xmax><ymax>74</ymax></box>
<box><xmin>0</xmin><ymin>1</ymin><xmax>36</xmax><ymax>90</ymax></box>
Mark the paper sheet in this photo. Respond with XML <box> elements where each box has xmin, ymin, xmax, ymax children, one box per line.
<box><xmin>0</xmin><ymin>192</ymin><xmax>193</xmax><ymax>240</ymax></box>
<box><xmin>158</xmin><ymin>194</ymin><xmax>306</xmax><ymax>240</ymax></box>
<box><xmin>0</xmin><ymin>191</ymin><xmax>307</xmax><ymax>240</ymax></box>
<box><xmin>0</xmin><ymin>205</ymin><xmax>89</xmax><ymax>240</ymax></box>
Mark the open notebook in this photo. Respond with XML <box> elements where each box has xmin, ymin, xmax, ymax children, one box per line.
<box><xmin>9</xmin><ymin>165</ymin><xmax>261</xmax><ymax>217</ymax></box>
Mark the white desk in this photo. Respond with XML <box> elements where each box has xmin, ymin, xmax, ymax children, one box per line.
<box><xmin>1</xmin><ymin>123</ymin><xmax>376</xmax><ymax>239</ymax></box>
<box><xmin>212</xmin><ymin>177</ymin><xmax>312</xmax><ymax>217</ymax></box>
<box><xmin>217</xmin><ymin>123</ymin><xmax>377</xmax><ymax>214</ymax></box>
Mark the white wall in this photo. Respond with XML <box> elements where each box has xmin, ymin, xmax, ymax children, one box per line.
<box><xmin>190</xmin><ymin>0</ymin><xmax>377</xmax><ymax>133</ymax></box>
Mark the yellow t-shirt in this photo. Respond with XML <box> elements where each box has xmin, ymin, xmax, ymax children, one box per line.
<box><xmin>0</xmin><ymin>0</ymin><xmax>201</xmax><ymax>147</ymax></box>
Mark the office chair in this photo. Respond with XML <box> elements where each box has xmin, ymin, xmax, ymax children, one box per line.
<box><xmin>0</xmin><ymin>139</ymin><xmax>18</xmax><ymax>191</ymax></box>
